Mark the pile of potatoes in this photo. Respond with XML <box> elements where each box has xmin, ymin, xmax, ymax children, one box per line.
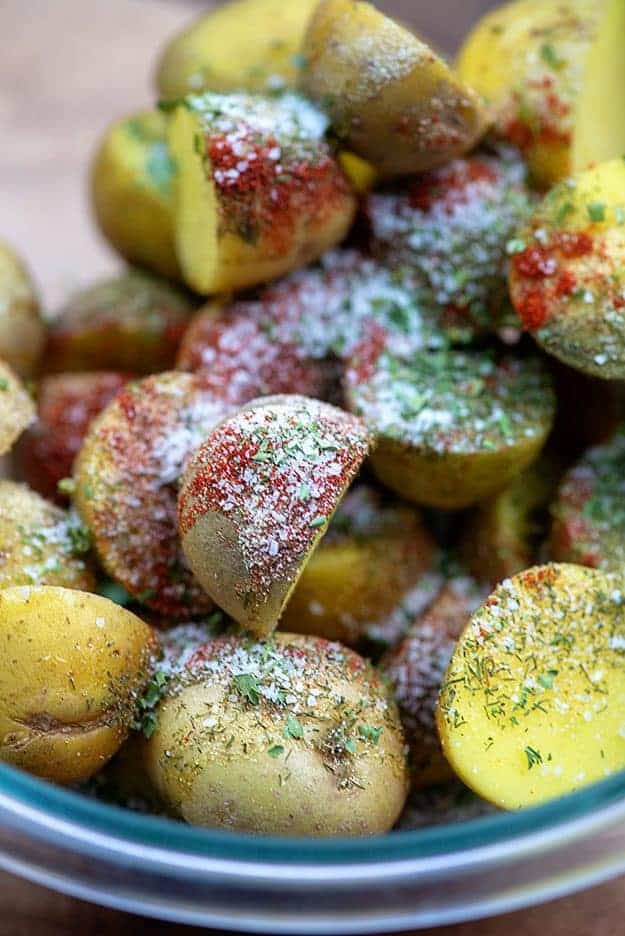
<box><xmin>2</xmin><ymin>0</ymin><xmax>625</xmax><ymax>837</ymax></box>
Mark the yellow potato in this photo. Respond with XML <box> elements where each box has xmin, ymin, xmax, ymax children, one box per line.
<box><xmin>508</xmin><ymin>159</ymin><xmax>625</xmax><ymax>379</ymax></box>
<box><xmin>91</xmin><ymin>111</ymin><xmax>181</xmax><ymax>280</ymax></box>
<box><xmin>0</xmin><ymin>360</ymin><xmax>35</xmax><ymax>456</ymax></box>
<box><xmin>457</xmin><ymin>0</ymin><xmax>625</xmax><ymax>188</ymax></box>
<box><xmin>438</xmin><ymin>564</ymin><xmax>625</xmax><ymax>809</ymax></box>
<box><xmin>168</xmin><ymin>92</ymin><xmax>356</xmax><ymax>294</ymax></box>
<box><xmin>0</xmin><ymin>586</ymin><xmax>157</xmax><ymax>784</ymax></box>
<box><xmin>300</xmin><ymin>0</ymin><xmax>487</xmax><ymax>177</ymax></box>
<box><xmin>0</xmin><ymin>241</ymin><xmax>45</xmax><ymax>377</ymax></box>
<box><xmin>142</xmin><ymin>632</ymin><xmax>409</xmax><ymax>835</ymax></box>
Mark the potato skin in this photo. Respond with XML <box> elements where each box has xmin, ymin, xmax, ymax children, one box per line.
<box><xmin>91</xmin><ymin>111</ymin><xmax>181</xmax><ymax>280</ymax></box>
<box><xmin>0</xmin><ymin>360</ymin><xmax>35</xmax><ymax>456</ymax></box>
<box><xmin>0</xmin><ymin>586</ymin><xmax>157</xmax><ymax>784</ymax></box>
<box><xmin>142</xmin><ymin>632</ymin><xmax>408</xmax><ymax>836</ymax></box>
<box><xmin>0</xmin><ymin>242</ymin><xmax>45</xmax><ymax>378</ymax></box>
<box><xmin>301</xmin><ymin>0</ymin><xmax>487</xmax><ymax>177</ymax></box>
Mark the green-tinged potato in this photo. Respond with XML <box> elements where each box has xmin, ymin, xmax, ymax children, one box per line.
<box><xmin>0</xmin><ymin>481</ymin><xmax>94</xmax><ymax>591</ymax></box>
<box><xmin>0</xmin><ymin>241</ymin><xmax>45</xmax><ymax>377</ymax></box>
<box><xmin>74</xmin><ymin>372</ymin><xmax>228</xmax><ymax>618</ymax></box>
<box><xmin>280</xmin><ymin>485</ymin><xmax>436</xmax><ymax>645</ymax></box>
<box><xmin>155</xmin><ymin>0</ymin><xmax>318</xmax><ymax>98</ymax></box>
<box><xmin>178</xmin><ymin>395</ymin><xmax>371</xmax><ymax>637</ymax></box>
<box><xmin>45</xmin><ymin>271</ymin><xmax>194</xmax><ymax>375</ymax></box>
<box><xmin>457</xmin><ymin>0</ymin><xmax>625</xmax><ymax>188</ymax></box>
<box><xmin>167</xmin><ymin>93</ymin><xmax>356</xmax><ymax>295</ymax></box>
<box><xmin>300</xmin><ymin>0</ymin><xmax>487</xmax><ymax>177</ymax></box>
<box><xmin>381</xmin><ymin>578</ymin><xmax>486</xmax><ymax>790</ymax></box>
<box><xmin>345</xmin><ymin>347</ymin><xmax>555</xmax><ymax>510</ymax></box>
<box><xmin>14</xmin><ymin>372</ymin><xmax>129</xmax><ymax>504</ymax></box>
<box><xmin>460</xmin><ymin>456</ymin><xmax>563</xmax><ymax>585</ymax></box>
<box><xmin>550</xmin><ymin>430</ymin><xmax>625</xmax><ymax>572</ymax></box>
<box><xmin>508</xmin><ymin>159</ymin><xmax>625</xmax><ymax>379</ymax></box>
<box><xmin>0</xmin><ymin>360</ymin><xmax>35</xmax><ymax>456</ymax></box>
<box><xmin>438</xmin><ymin>564</ymin><xmax>625</xmax><ymax>809</ymax></box>
<box><xmin>0</xmin><ymin>585</ymin><xmax>157</xmax><ymax>784</ymax></box>
<box><xmin>142</xmin><ymin>632</ymin><xmax>409</xmax><ymax>835</ymax></box>
<box><xmin>91</xmin><ymin>111</ymin><xmax>180</xmax><ymax>280</ymax></box>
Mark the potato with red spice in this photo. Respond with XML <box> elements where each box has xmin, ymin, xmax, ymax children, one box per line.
<box><xmin>74</xmin><ymin>372</ymin><xmax>229</xmax><ymax>618</ymax></box>
<box><xmin>0</xmin><ymin>585</ymin><xmax>157</xmax><ymax>784</ymax></box>
<box><xmin>178</xmin><ymin>395</ymin><xmax>371</xmax><ymax>636</ymax></box>
<box><xmin>167</xmin><ymin>92</ymin><xmax>356</xmax><ymax>295</ymax></box>
<box><xmin>438</xmin><ymin>564</ymin><xmax>625</xmax><ymax>809</ymax></box>
<box><xmin>280</xmin><ymin>486</ymin><xmax>436</xmax><ymax>646</ymax></box>
<box><xmin>0</xmin><ymin>360</ymin><xmax>35</xmax><ymax>456</ymax></box>
<box><xmin>0</xmin><ymin>242</ymin><xmax>45</xmax><ymax>378</ymax></box>
<box><xmin>345</xmin><ymin>347</ymin><xmax>555</xmax><ymax>510</ymax></box>
<box><xmin>300</xmin><ymin>0</ymin><xmax>487</xmax><ymax>178</ymax></box>
<box><xmin>381</xmin><ymin>577</ymin><xmax>486</xmax><ymax>790</ymax></box>
<box><xmin>45</xmin><ymin>271</ymin><xmax>195</xmax><ymax>375</ymax></box>
<box><xmin>457</xmin><ymin>0</ymin><xmax>625</xmax><ymax>188</ymax></box>
<box><xmin>91</xmin><ymin>111</ymin><xmax>181</xmax><ymax>280</ymax></box>
<box><xmin>509</xmin><ymin>159</ymin><xmax>625</xmax><ymax>379</ymax></box>
<box><xmin>141</xmin><ymin>632</ymin><xmax>408</xmax><ymax>835</ymax></box>
<box><xmin>15</xmin><ymin>372</ymin><xmax>129</xmax><ymax>504</ymax></box>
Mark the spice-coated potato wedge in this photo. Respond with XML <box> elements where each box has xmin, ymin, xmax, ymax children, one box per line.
<box><xmin>91</xmin><ymin>111</ymin><xmax>181</xmax><ymax>280</ymax></box>
<box><xmin>167</xmin><ymin>93</ymin><xmax>356</xmax><ymax>295</ymax></box>
<box><xmin>508</xmin><ymin>159</ymin><xmax>625</xmax><ymax>379</ymax></box>
<box><xmin>0</xmin><ymin>481</ymin><xmax>94</xmax><ymax>591</ymax></box>
<box><xmin>15</xmin><ymin>372</ymin><xmax>129</xmax><ymax>504</ymax></box>
<box><xmin>381</xmin><ymin>578</ymin><xmax>486</xmax><ymax>790</ymax></box>
<box><xmin>0</xmin><ymin>360</ymin><xmax>35</xmax><ymax>456</ymax></box>
<box><xmin>179</xmin><ymin>395</ymin><xmax>371</xmax><ymax>637</ymax></box>
<box><xmin>438</xmin><ymin>564</ymin><xmax>625</xmax><ymax>809</ymax></box>
<box><xmin>280</xmin><ymin>486</ymin><xmax>436</xmax><ymax>645</ymax></box>
<box><xmin>457</xmin><ymin>0</ymin><xmax>625</xmax><ymax>188</ymax></box>
<box><xmin>155</xmin><ymin>0</ymin><xmax>318</xmax><ymax>98</ymax></box>
<box><xmin>45</xmin><ymin>271</ymin><xmax>194</xmax><ymax>375</ymax></box>
<box><xmin>345</xmin><ymin>348</ymin><xmax>555</xmax><ymax>510</ymax></box>
<box><xmin>142</xmin><ymin>632</ymin><xmax>408</xmax><ymax>835</ymax></box>
<box><xmin>0</xmin><ymin>586</ymin><xmax>157</xmax><ymax>784</ymax></box>
<box><xmin>74</xmin><ymin>372</ymin><xmax>228</xmax><ymax>618</ymax></box>
<box><xmin>300</xmin><ymin>0</ymin><xmax>487</xmax><ymax>177</ymax></box>
<box><xmin>0</xmin><ymin>242</ymin><xmax>45</xmax><ymax>378</ymax></box>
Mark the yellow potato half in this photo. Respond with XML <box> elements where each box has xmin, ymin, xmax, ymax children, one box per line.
<box><xmin>438</xmin><ymin>564</ymin><xmax>625</xmax><ymax>809</ymax></box>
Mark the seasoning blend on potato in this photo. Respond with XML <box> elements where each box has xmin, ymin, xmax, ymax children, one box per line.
<box><xmin>0</xmin><ymin>242</ymin><xmax>45</xmax><ymax>378</ymax></box>
<box><xmin>0</xmin><ymin>360</ymin><xmax>35</xmax><ymax>456</ymax></box>
<box><xmin>345</xmin><ymin>347</ymin><xmax>555</xmax><ymax>509</ymax></box>
<box><xmin>91</xmin><ymin>111</ymin><xmax>181</xmax><ymax>280</ymax></box>
<box><xmin>508</xmin><ymin>159</ymin><xmax>625</xmax><ymax>379</ymax></box>
<box><xmin>0</xmin><ymin>586</ymin><xmax>157</xmax><ymax>784</ymax></box>
<box><xmin>457</xmin><ymin>0</ymin><xmax>625</xmax><ymax>188</ymax></box>
<box><xmin>45</xmin><ymin>271</ymin><xmax>194</xmax><ymax>375</ymax></box>
<box><xmin>179</xmin><ymin>395</ymin><xmax>371</xmax><ymax>636</ymax></box>
<box><xmin>142</xmin><ymin>632</ymin><xmax>408</xmax><ymax>835</ymax></box>
<box><xmin>167</xmin><ymin>92</ymin><xmax>356</xmax><ymax>295</ymax></box>
<box><xmin>438</xmin><ymin>564</ymin><xmax>625</xmax><ymax>809</ymax></box>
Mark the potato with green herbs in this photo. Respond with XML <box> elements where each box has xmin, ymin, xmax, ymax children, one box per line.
<box><xmin>142</xmin><ymin>632</ymin><xmax>408</xmax><ymax>835</ymax></box>
<box><xmin>0</xmin><ymin>241</ymin><xmax>45</xmax><ymax>377</ymax></box>
<box><xmin>0</xmin><ymin>360</ymin><xmax>35</xmax><ymax>456</ymax></box>
<box><xmin>457</xmin><ymin>0</ymin><xmax>625</xmax><ymax>188</ymax></box>
<box><xmin>0</xmin><ymin>586</ymin><xmax>157</xmax><ymax>784</ymax></box>
<box><xmin>438</xmin><ymin>564</ymin><xmax>625</xmax><ymax>809</ymax></box>
<box><xmin>300</xmin><ymin>0</ymin><xmax>487</xmax><ymax>177</ymax></box>
<box><xmin>91</xmin><ymin>111</ymin><xmax>180</xmax><ymax>280</ymax></box>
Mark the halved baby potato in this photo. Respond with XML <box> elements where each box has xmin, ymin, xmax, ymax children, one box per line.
<box><xmin>178</xmin><ymin>395</ymin><xmax>371</xmax><ymax>636</ymax></box>
<box><xmin>0</xmin><ymin>585</ymin><xmax>157</xmax><ymax>784</ymax></box>
<box><xmin>168</xmin><ymin>92</ymin><xmax>356</xmax><ymax>295</ymax></box>
<box><xmin>0</xmin><ymin>242</ymin><xmax>45</xmax><ymax>378</ymax></box>
<box><xmin>91</xmin><ymin>111</ymin><xmax>180</xmax><ymax>280</ymax></box>
<box><xmin>457</xmin><ymin>0</ymin><xmax>625</xmax><ymax>188</ymax></box>
<box><xmin>280</xmin><ymin>485</ymin><xmax>436</xmax><ymax>645</ymax></box>
<box><xmin>508</xmin><ymin>159</ymin><xmax>625</xmax><ymax>379</ymax></box>
<box><xmin>438</xmin><ymin>563</ymin><xmax>625</xmax><ymax>809</ymax></box>
<box><xmin>345</xmin><ymin>347</ymin><xmax>555</xmax><ymax>510</ymax></box>
<box><xmin>0</xmin><ymin>360</ymin><xmax>35</xmax><ymax>456</ymax></box>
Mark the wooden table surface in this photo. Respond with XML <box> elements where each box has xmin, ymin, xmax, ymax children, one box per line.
<box><xmin>1</xmin><ymin>0</ymin><xmax>624</xmax><ymax>932</ymax></box>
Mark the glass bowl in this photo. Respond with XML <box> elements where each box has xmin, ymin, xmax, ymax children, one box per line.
<box><xmin>1</xmin><ymin>760</ymin><xmax>625</xmax><ymax>931</ymax></box>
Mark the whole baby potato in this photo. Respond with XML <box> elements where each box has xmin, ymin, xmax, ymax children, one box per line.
<box><xmin>142</xmin><ymin>632</ymin><xmax>409</xmax><ymax>835</ymax></box>
<box><xmin>0</xmin><ymin>241</ymin><xmax>45</xmax><ymax>377</ymax></box>
<box><xmin>0</xmin><ymin>586</ymin><xmax>157</xmax><ymax>784</ymax></box>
